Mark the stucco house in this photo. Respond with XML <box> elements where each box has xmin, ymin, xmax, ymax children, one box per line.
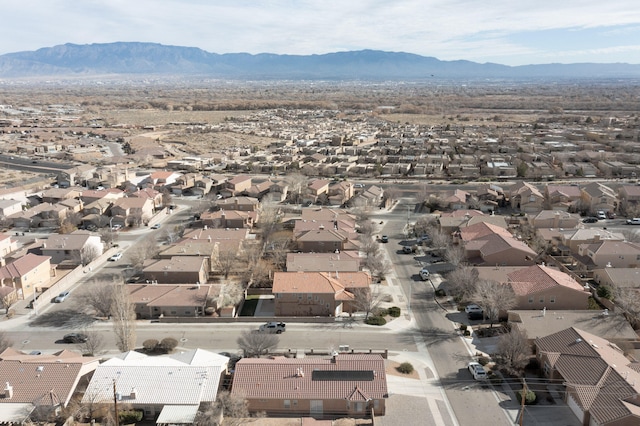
<box><xmin>41</xmin><ymin>231</ymin><xmax>103</xmax><ymax>266</ymax></box>
<box><xmin>142</xmin><ymin>256</ymin><xmax>210</xmax><ymax>285</ymax></box>
<box><xmin>272</xmin><ymin>271</ymin><xmax>370</xmax><ymax>317</ymax></box>
<box><xmin>231</xmin><ymin>354</ymin><xmax>387</xmax><ymax>419</ymax></box>
<box><xmin>459</xmin><ymin>222</ymin><xmax>537</xmax><ymax>266</ymax></box>
<box><xmin>509</xmin><ymin>181</ymin><xmax>545</xmax><ymax>213</ymax></box>
<box><xmin>0</xmin><ymin>253</ymin><xmax>52</xmax><ymax>300</ymax></box>
<box><xmin>82</xmin><ymin>349</ymin><xmax>229</xmax><ymax>422</ymax></box>
<box><xmin>536</xmin><ymin>327</ymin><xmax>640</xmax><ymax>426</ymax></box>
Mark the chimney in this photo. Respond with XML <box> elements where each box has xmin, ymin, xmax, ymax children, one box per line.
<box><xmin>331</xmin><ymin>350</ymin><xmax>339</xmax><ymax>363</ymax></box>
<box><xmin>4</xmin><ymin>382</ymin><xmax>13</xmax><ymax>399</ymax></box>
<box><xmin>594</xmin><ymin>234</ymin><xmax>601</xmax><ymax>242</ymax></box>
<box><xmin>130</xmin><ymin>387</ymin><xmax>137</xmax><ymax>399</ymax></box>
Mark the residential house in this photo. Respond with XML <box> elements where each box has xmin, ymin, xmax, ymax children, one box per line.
<box><xmin>0</xmin><ymin>349</ymin><xmax>99</xmax><ymax>422</ymax></box>
<box><xmin>141</xmin><ymin>171</ymin><xmax>181</xmax><ymax>190</ymax></box>
<box><xmin>157</xmin><ymin>241</ymin><xmax>221</xmax><ymax>273</ymax></box>
<box><xmin>110</xmin><ymin>197</ymin><xmax>155</xmax><ymax>227</ymax></box>
<box><xmin>536</xmin><ymin>327</ymin><xmax>640</xmax><ymax>426</ymax></box>
<box><xmin>56</xmin><ymin>164</ymin><xmax>96</xmax><ymax>187</ymax></box>
<box><xmin>560</xmin><ymin>228</ymin><xmax>625</xmax><ymax>254</ymax></box>
<box><xmin>593</xmin><ymin>267</ymin><xmax>640</xmax><ymax>291</ymax></box>
<box><xmin>286</xmin><ymin>252</ymin><xmax>361</xmax><ymax>272</ymax></box>
<box><xmin>223</xmin><ymin>175</ymin><xmax>252</xmax><ymax>197</ymax></box>
<box><xmin>129</xmin><ymin>187</ymin><xmax>164</xmax><ymax>210</ymax></box>
<box><xmin>509</xmin><ymin>182</ymin><xmax>545</xmax><ymax>214</ymax></box>
<box><xmin>191</xmin><ymin>177</ymin><xmax>213</xmax><ymax>197</ymax></box>
<box><xmin>580</xmin><ymin>182</ymin><xmax>618</xmax><ymax>215</ymax></box>
<box><xmin>506</xmin><ymin>264</ymin><xmax>590</xmax><ymax>310</ymax></box>
<box><xmin>272</xmin><ymin>271</ymin><xmax>370</xmax><ymax>316</ymax></box>
<box><xmin>443</xmin><ymin>189</ymin><xmax>474</xmax><ymax>210</ymax></box>
<box><xmin>128</xmin><ymin>283</ymin><xmax>216</xmax><ymax>319</ymax></box>
<box><xmin>575</xmin><ymin>240</ymin><xmax>640</xmax><ymax>270</ymax></box>
<box><xmin>82</xmin><ymin>349</ymin><xmax>229</xmax><ymax>422</ymax></box>
<box><xmin>352</xmin><ymin>185</ymin><xmax>384</xmax><ymax>208</ymax></box>
<box><xmin>530</xmin><ymin>210</ymin><xmax>580</xmax><ymax>229</ymax></box>
<box><xmin>200</xmin><ymin>210</ymin><xmax>254</xmax><ymax>229</ymax></box>
<box><xmin>40</xmin><ymin>187</ymin><xmax>83</xmax><ymax>204</ymax></box>
<box><xmin>459</xmin><ymin>222</ymin><xmax>537</xmax><ymax>266</ymax></box>
<box><xmin>618</xmin><ymin>184</ymin><xmax>640</xmax><ymax>216</ymax></box>
<box><xmin>508</xmin><ymin>310</ymin><xmax>637</xmax><ymax>347</ymax></box>
<box><xmin>215</xmin><ymin>196</ymin><xmax>260</xmax><ymax>212</ymax></box>
<box><xmin>0</xmin><ymin>253</ymin><xmax>52</xmax><ymax>300</ymax></box>
<box><xmin>231</xmin><ymin>354</ymin><xmax>387</xmax><ymax>418</ymax></box>
<box><xmin>328</xmin><ymin>181</ymin><xmax>355</xmax><ymax>206</ymax></box>
<box><xmin>80</xmin><ymin>188</ymin><xmax>125</xmax><ymax>205</ymax></box>
<box><xmin>0</xmin><ymin>199</ymin><xmax>22</xmax><ymax>218</ymax></box>
<box><xmin>142</xmin><ymin>256</ymin><xmax>210</xmax><ymax>285</ymax></box>
<box><xmin>41</xmin><ymin>231</ymin><xmax>103</xmax><ymax>266</ymax></box>
<box><xmin>0</xmin><ymin>234</ymin><xmax>18</xmax><ymax>259</ymax></box>
<box><xmin>544</xmin><ymin>184</ymin><xmax>582</xmax><ymax>211</ymax></box>
<box><xmin>305</xmin><ymin>179</ymin><xmax>331</xmax><ymax>203</ymax></box>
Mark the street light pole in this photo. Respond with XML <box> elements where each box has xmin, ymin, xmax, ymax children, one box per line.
<box><xmin>109</xmin><ymin>217</ymin><xmax>114</xmax><ymax>246</ymax></box>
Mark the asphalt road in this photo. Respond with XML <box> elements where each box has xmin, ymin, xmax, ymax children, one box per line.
<box><xmin>381</xmin><ymin>200</ymin><xmax>512</xmax><ymax>426</ymax></box>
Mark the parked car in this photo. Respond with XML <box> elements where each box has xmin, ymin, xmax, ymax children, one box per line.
<box><xmin>627</xmin><ymin>218</ymin><xmax>640</xmax><ymax>225</ymax></box>
<box><xmin>54</xmin><ymin>291</ymin><xmax>70</xmax><ymax>303</ymax></box>
<box><xmin>597</xmin><ymin>211</ymin><xmax>607</xmax><ymax>220</ymax></box>
<box><xmin>402</xmin><ymin>246</ymin><xmax>413</xmax><ymax>254</ymax></box>
<box><xmin>465</xmin><ymin>304</ymin><xmax>484</xmax><ymax>320</ymax></box>
<box><xmin>109</xmin><ymin>252</ymin><xmax>123</xmax><ymax>261</ymax></box>
<box><xmin>150</xmin><ymin>224</ymin><xmax>161</xmax><ymax>229</ymax></box>
<box><xmin>582</xmin><ymin>217</ymin><xmax>599</xmax><ymax>223</ymax></box>
<box><xmin>63</xmin><ymin>333</ymin><xmax>88</xmax><ymax>343</ymax></box>
<box><xmin>259</xmin><ymin>322</ymin><xmax>286</xmax><ymax>334</ymax></box>
<box><xmin>468</xmin><ymin>361</ymin><xmax>487</xmax><ymax>380</ymax></box>
<box><xmin>111</xmin><ymin>224</ymin><xmax>122</xmax><ymax>231</ymax></box>
<box><xmin>419</xmin><ymin>267</ymin><xmax>430</xmax><ymax>280</ymax></box>
<box><xmin>29</xmin><ymin>351</ymin><xmax>42</xmax><ymax>355</ymax></box>
<box><xmin>380</xmin><ymin>235</ymin><xmax>389</xmax><ymax>243</ymax></box>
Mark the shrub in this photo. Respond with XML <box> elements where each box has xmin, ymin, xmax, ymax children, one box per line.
<box><xmin>365</xmin><ymin>316</ymin><xmax>387</xmax><ymax>326</ymax></box>
<box><xmin>463</xmin><ymin>329</ymin><xmax>471</xmax><ymax>336</ymax></box>
<box><xmin>435</xmin><ymin>289</ymin><xmax>446</xmax><ymax>297</ymax></box>
<box><xmin>516</xmin><ymin>389</ymin><xmax>537</xmax><ymax>405</ymax></box>
<box><xmin>397</xmin><ymin>362</ymin><xmax>414</xmax><ymax>374</ymax></box>
<box><xmin>119</xmin><ymin>410</ymin><xmax>143</xmax><ymax>423</ymax></box>
<box><xmin>460</xmin><ymin>324</ymin><xmax>468</xmax><ymax>331</ymax></box>
<box><xmin>478</xmin><ymin>356</ymin><xmax>490</xmax><ymax>366</ymax></box>
<box><xmin>388</xmin><ymin>306</ymin><xmax>401</xmax><ymax>317</ymax></box>
<box><xmin>376</xmin><ymin>308</ymin><xmax>389</xmax><ymax>317</ymax></box>
<box><xmin>588</xmin><ymin>297</ymin><xmax>601</xmax><ymax>310</ymax></box>
<box><xmin>597</xmin><ymin>285</ymin><xmax>612</xmax><ymax>300</ymax></box>
<box><xmin>160</xmin><ymin>337</ymin><xmax>179</xmax><ymax>353</ymax></box>
<box><xmin>142</xmin><ymin>339</ymin><xmax>159</xmax><ymax>352</ymax></box>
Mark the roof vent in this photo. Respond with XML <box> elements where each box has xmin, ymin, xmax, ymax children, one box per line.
<box><xmin>4</xmin><ymin>382</ymin><xmax>13</xmax><ymax>399</ymax></box>
<box><xmin>575</xmin><ymin>338</ymin><xmax>582</xmax><ymax>343</ymax></box>
<box><xmin>36</xmin><ymin>366</ymin><xmax>44</xmax><ymax>372</ymax></box>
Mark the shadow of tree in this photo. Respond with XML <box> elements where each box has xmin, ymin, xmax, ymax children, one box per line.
<box><xmin>29</xmin><ymin>309</ymin><xmax>98</xmax><ymax>329</ymax></box>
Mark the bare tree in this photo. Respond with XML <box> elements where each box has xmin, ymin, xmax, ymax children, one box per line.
<box><xmin>351</xmin><ymin>287</ymin><xmax>383</xmax><ymax>319</ymax></box>
<box><xmin>257</xmin><ymin>203</ymin><xmax>282</xmax><ymax>247</ymax></box>
<box><xmin>287</xmin><ymin>173</ymin><xmax>308</xmax><ymax>204</ymax></box>
<box><xmin>237</xmin><ymin>330</ymin><xmax>279</xmax><ymax>358</ymax></box>
<box><xmin>0</xmin><ymin>331</ymin><xmax>13</xmax><ymax>351</ymax></box>
<box><xmin>383</xmin><ymin>187</ymin><xmax>400</xmax><ymax>204</ymax></box>
<box><xmin>77</xmin><ymin>328</ymin><xmax>106</xmax><ymax>357</ymax></box>
<box><xmin>129</xmin><ymin>235</ymin><xmax>159</xmax><ymax>272</ymax></box>
<box><xmin>365</xmin><ymin>252</ymin><xmax>391</xmax><ymax>282</ymax></box>
<box><xmin>445</xmin><ymin>266</ymin><xmax>479</xmax><ymax>301</ymax></box>
<box><xmin>75</xmin><ymin>279</ymin><xmax>115</xmax><ymax>317</ymax></box>
<box><xmin>494</xmin><ymin>328</ymin><xmax>531</xmax><ymax>377</ymax></box>
<box><xmin>1</xmin><ymin>291</ymin><xmax>13</xmax><ymax>314</ymax></box>
<box><xmin>194</xmin><ymin>391</ymin><xmax>250</xmax><ymax>426</ymax></box>
<box><xmin>415</xmin><ymin>183</ymin><xmax>431</xmax><ymax>206</ymax></box>
<box><xmin>612</xmin><ymin>284</ymin><xmax>640</xmax><ymax>328</ymax></box>
<box><xmin>111</xmin><ymin>282</ymin><xmax>136</xmax><ymax>352</ymax></box>
<box><xmin>216</xmin><ymin>248</ymin><xmax>238</xmax><ymax>279</ymax></box>
<box><xmin>99</xmin><ymin>228</ymin><xmax>117</xmax><ymax>247</ymax></box>
<box><xmin>162</xmin><ymin>224</ymin><xmax>185</xmax><ymax>244</ymax></box>
<box><xmin>472</xmin><ymin>279</ymin><xmax>516</xmax><ymax>328</ymax></box>
<box><xmin>78</xmin><ymin>244</ymin><xmax>101</xmax><ymax>266</ymax></box>
<box><xmin>621</xmin><ymin>230</ymin><xmax>640</xmax><ymax>244</ymax></box>
<box><xmin>268</xmin><ymin>238</ymin><xmax>291</xmax><ymax>272</ymax></box>
<box><xmin>444</xmin><ymin>244</ymin><xmax>466</xmax><ymax>267</ymax></box>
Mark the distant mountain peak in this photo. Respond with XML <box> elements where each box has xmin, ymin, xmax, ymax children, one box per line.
<box><xmin>1</xmin><ymin>42</ymin><xmax>639</xmax><ymax>80</ymax></box>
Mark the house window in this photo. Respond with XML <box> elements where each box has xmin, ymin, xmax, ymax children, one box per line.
<box><xmin>293</xmin><ymin>400</ymin><xmax>298</xmax><ymax>406</ymax></box>
<box><xmin>539</xmin><ymin>297</ymin><xmax>544</xmax><ymax>303</ymax></box>
<box><xmin>543</xmin><ymin>361</ymin><xmax>551</xmax><ymax>376</ymax></box>
<box><xmin>528</xmin><ymin>297</ymin><xmax>534</xmax><ymax>304</ymax></box>
<box><xmin>284</xmin><ymin>400</ymin><xmax>291</xmax><ymax>409</ymax></box>
<box><xmin>374</xmin><ymin>400</ymin><xmax>379</xmax><ymax>409</ymax></box>
<box><xmin>170</xmin><ymin>311</ymin><xmax>177</xmax><ymax>315</ymax></box>
<box><xmin>550</xmin><ymin>296</ymin><xmax>555</xmax><ymax>303</ymax></box>
<box><xmin>185</xmin><ymin>311</ymin><xmax>191</xmax><ymax>315</ymax></box>
<box><xmin>355</xmin><ymin>402</ymin><xmax>364</xmax><ymax>412</ymax></box>
<box><xmin>298</xmin><ymin>293</ymin><xmax>302</xmax><ymax>300</ymax></box>
<box><xmin>307</xmin><ymin>293</ymin><xmax>312</xmax><ymax>300</ymax></box>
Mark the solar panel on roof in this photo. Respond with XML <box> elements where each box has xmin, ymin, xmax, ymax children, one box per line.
<box><xmin>312</xmin><ymin>370</ymin><xmax>374</xmax><ymax>381</ymax></box>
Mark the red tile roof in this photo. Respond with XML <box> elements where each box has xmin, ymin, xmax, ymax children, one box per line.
<box><xmin>508</xmin><ymin>264</ymin><xmax>585</xmax><ymax>295</ymax></box>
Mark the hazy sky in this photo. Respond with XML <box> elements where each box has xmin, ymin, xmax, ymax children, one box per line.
<box><xmin>3</xmin><ymin>0</ymin><xmax>640</xmax><ymax>66</ymax></box>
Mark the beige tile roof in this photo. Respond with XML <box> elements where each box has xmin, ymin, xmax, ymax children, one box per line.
<box><xmin>459</xmin><ymin>221</ymin><xmax>513</xmax><ymax>242</ymax></box>
<box><xmin>536</xmin><ymin>327</ymin><xmax>640</xmax><ymax>424</ymax></box>
<box><xmin>182</xmin><ymin>228</ymin><xmax>249</xmax><ymax>241</ymax></box>
<box><xmin>0</xmin><ymin>349</ymin><xmax>99</xmax><ymax>407</ymax></box>
<box><xmin>0</xmin><ymin>253</ymin><xmax>50</xmax><ymax>279</ymax></box>
<box><xmin>143</xmin><ymin>256</ymin><xmax>207</xmax><ymax>274</ymax></box>
<box><xmin>232</xmin><ymin>354</ymin><xmax>387</xmax><ymax>401</ymax></box>
<box><xmin>273</xmin><ymin>271</ymin><xmax>370</xmax><ymax>294</ymax></box>
<box><xmin>508</xmin><ymin>264</ymin><xmax>585</xmax><ymax>295</ymax></box>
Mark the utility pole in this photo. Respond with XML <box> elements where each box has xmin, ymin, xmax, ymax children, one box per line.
<box><xmin>113</xmin><ymin>379</ymin><xmax>120</xmax><ymax>426</ymax></box>
<box><xmin>519</xmin><ymin>377</ymin><xmax>527</xmax><ymax>426</ymax></box>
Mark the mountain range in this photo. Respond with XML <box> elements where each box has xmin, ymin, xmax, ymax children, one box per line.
<box><xmin>1</xmin><ymin>42</ymin><xmax>640</xmax><ymax>80</ymax></box>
